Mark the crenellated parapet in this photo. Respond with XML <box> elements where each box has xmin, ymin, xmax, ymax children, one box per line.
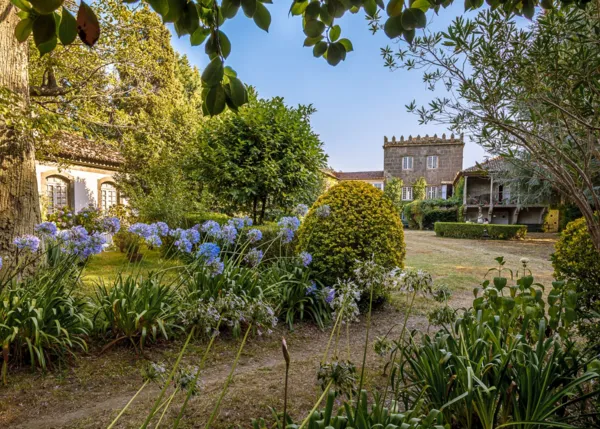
<box><xmin>383</xmin><ymin>133</ymin><xmax>464</xmax><ymax>147</ymax></box>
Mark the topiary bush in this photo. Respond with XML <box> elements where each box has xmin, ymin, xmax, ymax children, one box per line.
<box><xmin>298</xmin><ymin>181</ymin><xmax>405</xmax><ymax>286</ymax></box>
<box><xmin>552</xmin><ymin>217</ymin><xmax>600</xmax><ymax>347</ymax></box>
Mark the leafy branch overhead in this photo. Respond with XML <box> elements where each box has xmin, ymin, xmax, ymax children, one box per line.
<box><xmin>9</xmin><ymin>0</ymin><xmax>581</xmax><ymax>115</ymax></box>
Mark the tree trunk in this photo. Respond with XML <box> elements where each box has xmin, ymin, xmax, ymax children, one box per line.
<box><xmin>0</xmin><ymin>0</ymin><xmax>41</xmax><ymax>260</ymax></box>
<box><xmin>258</xmin><ymin>196</ymin><xmax>267</xmax><ymax>225</ymax></box>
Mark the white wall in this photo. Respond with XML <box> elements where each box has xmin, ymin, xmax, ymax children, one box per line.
<box><xmin>36</xmin><ymin>162</ymin><xmax>119</xmax><ymax>212</ymax></box>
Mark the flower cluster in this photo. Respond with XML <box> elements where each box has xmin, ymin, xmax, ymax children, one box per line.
<box><xmin>34</xmin><ymin>222</ymin><xmax>58</xmax><ymax>239</ymax></box>
<box><xmin>60</xmin><ymin>226</ymin><xmax>107</xmax><ymax>259</ymax></box>
<box><xmin>293</xmin><ymin>204</ymin><xmax>309</xmax><ymax>217</ymax></box>
<box><xmin>102</xmin><ymin>217</ymin><xmax>121</xmax><ymax>234</ymax></box>
<box><xmin>398</xmin><ymin>269</ymin><xmax>434</xmax><ymax>295</ymax></box>
<box><xmin>315</xmin><ymin>204</ymin><xmax>331</xmax><ymax>218</ymax></box>
<box><xmin>221</xmin><ymin>224</ymin><xmax>238</xmax><ymax>245</ymax></box>
<box><xmin>305</xmin><ymin>281</ymin><xmax>318</xmax><ymax>296</ymax></box>
<box><xmin>280</xmin><ymin>228</ymin><xmax>295</xmax><ymax>244</ymax></box>
<box><xmin>13</xmin><ymin>235</ymin><xmax>41</xmax><ymax>253</ymax></box>
<box><xmin>170</xmin><ymin>228</ymin><xmax>201</xmax><ymax>253</ymax></box>
<box><xmin>247</xmin><ymin>228</ymin><xmax>262</xmax><ymax>243</ymax></box>
<box><xmin>278</xmin><ymin>216</ymin><xmax>301</xmax><ymax>231</ymax></box>
<box><xmin>201</xmin><ymin>220</ymin><xmax>222</xmax><ymax>239</ymax></box>
<box><xmin>197</xmin><ymin>242</ymin><xmax>220</xmax><ymax>262</ymax></box>
<box><xmin>299</xmin><ymin>251</ymin><xmax>312</xmax><ymax>267</ymax></box>
<box><xmin>244</xmin><ymin>248</ymin><xmax>264</xmax><ymax>267</ymax></box>
<box><xmin>228</xmin><ymin>218</ymin><xmax>245</xmax><ymax>230</ymax></box>
<box><xmin>330</xmin><ymin>279</ymin><xmax>361</xmax><ymax>324</ymax></box>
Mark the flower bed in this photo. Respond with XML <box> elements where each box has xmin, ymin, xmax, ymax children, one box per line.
<box><xmin>434</xmin><ymin>222</ymin><xmax>527</xmax><ymax>240</ymax></box>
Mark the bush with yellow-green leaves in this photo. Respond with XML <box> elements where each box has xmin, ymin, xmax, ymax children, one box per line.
<box><xmin>298</xmin><ymin>181</ymin><xmax>405</xmax><ymax>287</ymax></box>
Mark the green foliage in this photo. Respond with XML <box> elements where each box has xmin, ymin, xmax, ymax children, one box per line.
<box><xmin>403</xmin><ymin>199</ymin><xmax>459</xmax><ymax>230</ymax></box>
<box><xmin>434</xmin><ymin>222</ymin><xmax>527</xmax><ymax>240</ymax></box>
<box><xmin>412</xmin><ymin>177</ymin><xmax>427</xmax><ymax>201</ymax></box>
<box><xmin>383</xmin><ymin>177</ymin><xmax>404</xmax><ymax>211</ymax></box>
<box><xmin>298</xmin><ymin>181</ymin><xmax>405</xmax><ymax>286</ymax></box>
<box><xmin>190</xmin><ymin>94</ymin><xmax>327</xmax><ymax>223</ymax></box>
<box><xmin>93</xmin><ymin>273</ymin><xmax>181</xmax><ymax>351</ymax></box>
<box><xmin>553</xmin><ymin>217</ymin><xmax>600</xmax><ymax>347</ymax></box>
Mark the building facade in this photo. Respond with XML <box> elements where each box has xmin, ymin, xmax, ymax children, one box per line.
<box><xmin>383</xmin><ymin>134</ymin><xmax>464</xmax><ymax>201</ymax></box>
<box><xmin>455</xmin><ymin>157</ymin><xmax>549</xmax><ymax>229</ymax></box>
<box><xmin>332</xmin><ymin>171</ymin><xmax>385</xmax><ymax>190</ymax></box>
<box><xmin>36</xmin><ymin>133</ymin><xmax>125</xmax><ymax>217</ymax></box>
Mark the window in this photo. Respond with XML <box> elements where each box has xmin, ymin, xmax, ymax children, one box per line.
<box><xmin>426</xmin><ymin>186</ymin><xmax>439</xmax><ymax>199</ymax></box>
<box><xmin>402</xmin><ymin>156</ymin><xmax>413</xmax><ymax>170</ymax></box>
<box><xmin>46</xmin><ymin>176</ymin><xmax>69</xmax><ymax>215</ymax></box>
<box><xmin>427</xmin><ymin>155</ymin><xmax>439</xmax><ymax>169</ymax></box>
<box><xmin>402</xmin><ymin>187</ymin><xmax>413</xmax><ymax>201</ymax></box>
<box><xmin>498</xmin><ymin>185</ymin><xmax>504</xmax><ymax>202</ymax></box>
<box><xmin>100</xmin><ymin>182</ymin><xmax>118</xmax><ymax>212</ymax></box>
<box><xmin>372</xmin><ymin>182</ymin><xmax>383</xmax><ymax>190</ymax></box>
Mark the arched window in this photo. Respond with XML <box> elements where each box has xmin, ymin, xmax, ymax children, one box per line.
<box><xmin>100</xmin><ymin>182</ymin><xmax>118</xmax><ymax>212</ymax></box>
<box><xmin>46</xmin><ymin>175</ymin><xmax>69</xmax><ymax>214</ymax></box>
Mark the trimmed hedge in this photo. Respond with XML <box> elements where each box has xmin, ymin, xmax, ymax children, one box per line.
<box><xmin>434</xmin><ymin>222</ymin><xmax>527</xmax><ymax>240</ymax></box>
<box><xmin>403</xmin><ymin>199</ymin><xmax>460</xmax><ymax>230</ymax></box>
<box><xmin>298</xmin><ymin>181</ymin><xmax>405</xmax><ymax>286</ymax></box>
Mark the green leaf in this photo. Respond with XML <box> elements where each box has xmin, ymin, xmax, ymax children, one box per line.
<box><xmin>290</xmin><ymin>0</ymin><xmax>308</xmax><ymax>15</ymax></box>
<box><xmin>205</xmin><ymin>30</ymin><xmax>231</xmax><ymax>59</ymax></box>
<box><xmin>303</xmin><ymin>19</ymin><xmax>325</xmax><ymax>38</ymax></box>
<box><xmin>164</xmin><ymin>0</ymin><xmax>185</xmax><ymax>22</ymax></box>
<box><xmin>326</xmin><ymin>42</ymin><xmax>345</xmax><ymax>66</ymax></box>
<box><xmin>329</xmin><ymin>24</ymin><xmax>341</xmax><ymax>42</ymax></box>
<box><xmin>411</xmin><ymin>0</ymin><xmax>430</xmax><ymax>12</ymax></box>
<box><xmin>205</xmin><ymin>85</ymin><xmax>226</xmax><ymax>116</ymax></box>
<box><xmin>76</xmin><ymin>1</ymin><xmax>100</xmax><ymax>47</ymax></box>
<box><xmin>303</xmin><ymin>35</ymin><xmax>323</xmax><ymax>46</ymax></box>
<box><xmin>10</xmin><ymin>0</ymin><xmax>32</xmax><ymax>11</ymax></box>
<box><xmin>58</xmin><ymin>7</ymin><xmax>76</xmax><ymax>45</ymax></box>
<box><xmin>401</xmin><ymin>8</ymin><xmax>426</xmax><ymax>30</ymax></box>
<box><xmin>147</xmin><ymin>0</ymin><xmax>169</xmax><ymax>16</ymax></box>
<box><xmin>33</xmin><ymin>13</ymin><xmax>57</xmax><ymax>55</ymax></box>
<box><xmin>338</xmin><ymin>38</ymin><xmax>353</xmax><ymax>52</ymax></box>
<box><xmin>241</xmin><ymin>0</ymin><xmax>257</xmax><ymax>17</ymax></box>
<box><xmin>540</xmin><ymin>0</ymin><xmax>553</xmax><ymax>9</ymax></box>
<box><xmin>327</xmin><ymin>0</ymin><xmax>345</xmax><ymax>18</ymax></box>
<box><xmin>403</xmin><ymin>28</ymin><xmax>415</xmax><ymax>43</ymax></box>
<box><xmin>228</xmin><ymin>77</ymin><xmax>246</xmax><ymax>107</ymax></box>
<box><xmin>174</xmin><ymin>0</ymin><xmax>199</xmax><ymax>36</ymax></box>
<box><xmin>14</xmin><ymin>18</ymin><xmax>33</xmax><ymax>42</ymax></box>
<box><xmin>522</xmin><ymin>0</ymin><xmax>534</xmax><ymax>19</ymax></box>
<box><xmin>383</xmin><ymin>15</ymin><xmax>403</xmax><ymax>38</ymax></box>
<box><xmin>305</xmin><ymin>1</ymin><xmax>321</xmax><ymax>18</ymax></box>
<box><xmin>224</xmin><ymin>66</ymin><xmax>237</xmax><ymax>77</ymax></box>
<box><xmin>386</xmin><ymin>0</ymin><xmax>403</xmax><ymax>16</ymax></box>
<box><xmin>313</xmin><ymin>41</ymin><xmax>328</xmax><ymax>57</ymax></box>
<box><xmin>253</xmin><ymin>1</ymin><xmax>271</xmax><ymax>32</ymax></box>
<box><xmin>221</xmin><ymin>0</ymin><xmax>241</xmax><ymax>18</ymax></box>
<box><xmin>201</xmin><ymin>57</ymin><xmax>224</xmax><ymax>87</ymax></box>
<box><xmin>190</xmin><ymin>27</ymin><xmax>210</xmax><ymax>46</ymax></box>
<box><xmin>319</xmin><ymin>3</ymin><xmax>333</xmax><ymax>25</ymax></box>
<box><xmin>363</xmin><ymin>0</ymin><xmax>377</xmax><ymax>16</ymax></box>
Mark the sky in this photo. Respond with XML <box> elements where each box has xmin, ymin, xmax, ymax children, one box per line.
<box><xmin>169</xmin><ymin>3</ymin><xmax>488</xmax><ymax>173</ymax></box>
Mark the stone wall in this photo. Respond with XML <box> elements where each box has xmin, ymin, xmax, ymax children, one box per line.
<box><xmin>383</xmin><ymin>135</ymin><xmax>464</xmax><ymax>187</ymax></box>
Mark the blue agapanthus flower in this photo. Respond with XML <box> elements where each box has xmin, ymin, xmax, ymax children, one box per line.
<box><xmin>206</xmin><ymin>258</ymin><xmax>225</xmax><ymax>277</ymax></box>
<box><xmin>169</xmin><ymin>228</ymin><xmax>186</xmax><ymax>239</ymax></box>
<box><xmin>129</xmin><ymin>223</ymin><xmax>152</xmax><ymax>239</ymax></box>
<box><xmin>316</xmin><ymin>205</ymin><xmax>331</xmax><ymax>218</ymax></box>
<box><xmin>299</xmin><ymin>251</ymin><xmax>312</xmax><ymax>267</ymax></box>
<box><xmin>0</xmin><ymin>256</ymin><xmax>3</xmax><ymax>271</ymax></box>
<box><xmin>34</xmin><ymin>221</ymin><xmax>58</xmax><ymax>238</ymax></box>
<box><xmin>197</xmin><ymin>242</ymin><xmax>220</xmax><ymax>262</ymax></box>
<box><xmin>294</xmin><ymin>204</ymin><xmax>309</xmax><ymax>217</ymax></box>
<box><xmin>325</xmin><ymin>287</ymin><xmax>335</xmax><ymax>304</ymax></box>
<box><xmin>186</xmin><ymin>228</ymin><xmax>201</xmax><ymax>244</ymax></box>
<box><xmin>228</xmin><ymin>218</ymin><xmax>245</xmax><ymax>230</ymax></box>
<box><xmin>244</xmin><ymin>248</ymin><xmax>264</xmax><ymax>267</ymax></box>
<box><xmin>174</xmin><ymin>238</ymin><xmax>193</xmax><ymax>254</ymax></box>
<box><xmin>221</xmin><ymin>224</ymin><xmax>237</xmax><ymax>245</ymax></box>
<box><xmin>14</xmin><ymin>235</ymin><xmax>41</xmax><ymax>252</ymax></box>
<box><xmin>152</xmin><ymin>221</ymin><xmax>169</xmax><ymax>236</ymax></box>
<box><xmin>306</xmin><ymin>282</ymin><xmax>317</xmax><ymax>296</ymax></box>
<box><xmin>62</xmin><ymin>227</ymin><xmax>107</xmax><ymax>259</ymax></box>
<box><xmin>146</xmin><ymin>234</ymin><xmax>162</xmax><ymax>247</ymax></box>
<box><xmin>201</xmin><ymin>220</ymin><xmax>222</xmax><ymax>239</ymax></box>
<box><xmin>244</xmin><ymin>216</ymin><xmax>253</xmax><ymax>227</ymax></box>
<box><xmin>247</xmin><ymin>228</ymin><xmax>262</xmax><ymax>243</ymax></box>
<box><xmin>102</xmin><ymin>217</ymin><xmax>121</xmax><ymax>234</ymax></box>
<box><xmin>278</xmin><ymin>216</ymin><xmax>301</xmax><ymax>231</ymax></box>
<box><xmin>280</xmin><ymin>228</ymin><xmax>294</xmax><ymax>244</ymax></box>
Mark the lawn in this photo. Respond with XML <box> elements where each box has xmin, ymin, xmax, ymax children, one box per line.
<box><xmin>0</xmin><ymin>231</ymin><xmax>558</xmax><ymax>429</ymax></box>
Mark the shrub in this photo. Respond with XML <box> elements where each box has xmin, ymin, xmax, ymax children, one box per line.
<box><xmin>298</xmin><ymin>181</ymin><xmax>405</xmax><ymax>286</ymax></box>
<box><xmin>434</xmin><ymin>222</ymin><xmax>527</xmax><ymax>240</ymax></box>
<box><xmin>553</xmin><ymin>217</ymin><xmax>600</xmax><ymax>346</ymax></box>
<box><xmin>403</xmin><ymin>199</ymin><xmax>459</xmax><ymax>230</ymax></box>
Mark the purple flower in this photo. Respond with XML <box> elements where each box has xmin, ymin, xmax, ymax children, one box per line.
<box><xmin>247</xmin><ymin>228</ymin><xmax>262</xmax><ymax>243</ymax></box>
<box><xmin>0</xmin><ymin>256</ymin><xmax>3</xmax><ymax>271</ymax></box>
<box><xmin>280</xmin><ymin>228</ymin><xmax>294</xmax><ymax>244</ymax></box>
<box><xmin>174</xmin><ymin>238</ymin><xmax>193</xmax><ymax>254</ymax></box>
<box><xmin>325</xmin><ymin>287</ymin><xmax>335</xmax><ymax>304</ymax></box>
<box><xmin>244</xmin><ymin>216</ymin><xmax>253</xmax><ymax>227</ymax></box>
<box><xmin>228</xmin><ymin>218</ymin><xmax>245</xmax><ymax>230</ymax></box>
<box><xmin>201</xmin><ymin>221</ymin><xmax>222</xmax><ymax>239</ymax></box>
<box><xmin>206</xmin><ymin>258</ymin><xmax>224</xmax><ymax>277</ymax></box>
<box><xmin>152</xmin><ymin>222</ymin><xmax>169</xmax><ymax>236</ymax></box>
<box><xmin>197</xmin><ymin>242</ymin><xmax>220</xmax><ymax>262</ymax></box>
<box><xmin>147</xmin><ymin>235</ymin><xmax>162</xmax><ymax>247</ymax></box>
<box><xmin>62</xmin><ymin>227</ymin><xmax>106</xmax><ymax>259</ymax></box>
<box><xmin>221</xmin><ymin>224</ymin><xmax>237</xmax><ymax>245</ymax></box>
<box><xmin>294</xmin><ymin>204</ymin><xmax>309</xmax><ymax>217</ymax></box>
<box><xmin>129</xmin><ymin>223</ymin><xmax>152</xmax><ymax>239</ymax></box>
<box><xmin>13</xmin><ymin>235</ymin><xmax>41</xmax><ymax>252</ymax></box>
<box><xmin>186</xmin><ymin>228</ymin><xmax>200</xmax><ymax>244</ymax></box>
<box><xmin>102</xmin><ymin>217</ymin><xmax>121</xmax><ymax>234</ymax></box>
<box><xmin>306</xmin><ymin>282</ymin><xmax>317</xmax><ymax>296</ymax></box>
<box><xmin>299</xmin><ymin>251</ymin><xmax>312</xmax><ymax>267</ymax></box>
<box><xmin>278</xmin><ymin>216</ymin><xmax>301</xmax><ymax>232</ymax></box>
<box><xmin>34</xmin><ymin>221</ymin><xmax>58</xmax><ymax>238</ymax></box>
<box><xmin>244</xmin><ymin>248</ymin><xmax>264</xmax><ymax>267</ymax></box>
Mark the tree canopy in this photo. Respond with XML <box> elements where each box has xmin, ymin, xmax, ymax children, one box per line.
<box><xmin>188</xmin><ymin>93</ymin><xmax>328</xmax><ymax>223</ymax></box>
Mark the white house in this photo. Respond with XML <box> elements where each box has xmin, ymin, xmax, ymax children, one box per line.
<box><xmin>36</xmin><ymin>133</ymin><xmax>125</xmax><ymax>216</ymax></box>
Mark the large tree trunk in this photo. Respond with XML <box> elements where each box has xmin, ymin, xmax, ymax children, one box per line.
<box><xmin>0</xmin><ymin>0</ymin><xmax>41</xmax><ymax>260</ymax></box>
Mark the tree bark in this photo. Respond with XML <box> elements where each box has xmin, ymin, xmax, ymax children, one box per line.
<box><xmin>0</xmin><ymin>0</ymin><xmax>41</xmax><ymax>260</ymax></box>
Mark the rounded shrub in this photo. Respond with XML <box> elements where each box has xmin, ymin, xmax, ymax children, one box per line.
<box><xmin>298</xmin><ymin>181</ymin><xmax>405</xmax><ymax>286</ymax></box>
<box><xmin>552</xmin><ymin>217</ymin><xmax>600</xmax><ymax>344</ymax></box>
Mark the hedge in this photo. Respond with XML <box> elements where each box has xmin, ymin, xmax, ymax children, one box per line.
<box><xmin>434</xmin><ymin>222</ymin><xmax>527</xmax><ymax>240</ymax></box>
<box><xmin>403</xmin><ymin>199</ymin><xmax>460</xmax><ymax>230</ymax></box>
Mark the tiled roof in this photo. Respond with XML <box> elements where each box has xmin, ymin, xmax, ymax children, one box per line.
<box><xmin>462</xmin><ymin>156</ymin><xmax>506</xmax><ymax>173</ymax></box>
<box><xmin>46</xmin><ymin>132</ymin><xmax>124</xmax><ymax>167</ymax></box>
<box><xmin>383</xmin><ymin>133</ymin><xmax>464</xmax><ymax>147</ymax></box>
<box><xmin>334</xmin><ymin>170</ymin><xmax>384</xmax><ymax>180</ymax></box>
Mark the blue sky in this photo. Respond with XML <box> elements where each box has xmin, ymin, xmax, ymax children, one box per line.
<box><xmin>170</xmin><ymin>3</ymin><xmax>487</xmax><ymax>172</ymax></box>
